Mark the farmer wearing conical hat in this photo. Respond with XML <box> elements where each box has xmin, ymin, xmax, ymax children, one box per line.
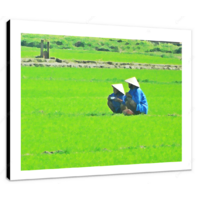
<box><xmin>107</xmin><ymin>84</ymin><xmax>126</xmax><ymax>113</ymax></box>
<box><xmin>123</xmin><ymin>77</ymin><xmax>148</xmax><ymax>115</ymax></box>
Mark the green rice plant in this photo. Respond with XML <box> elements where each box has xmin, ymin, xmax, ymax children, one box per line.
<box><xmin>21</xmin><ymin>46</ymin><xmax>182</xmax><ymax>65</ymax></box>
<box><xmin>21</xmin><ymin>67</ymin><xmax>182</xmax><ymax>170</ymax></box>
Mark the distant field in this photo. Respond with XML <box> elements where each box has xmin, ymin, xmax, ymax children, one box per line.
<box><xmin>21</xmin><ymin>67</ymin><xmax>182</xmax><ymax>170</ymax></box>
<box><xmin>21</xmin><ymin>33</ymin><xmax>182</xmax><ymax>54</ymax></box>
<box><xmin>21</xmin><ymin>46</ymin><xmax>182</xmax><ymax>65</ymax></box>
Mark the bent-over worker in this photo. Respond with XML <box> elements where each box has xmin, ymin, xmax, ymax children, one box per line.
<box><xmin>124</xmin><ymin>77</ymin><xmax>148</xmax><ymax>115</ymax></box>
<box><xmin>107</xmin><ymin>84</ymin><xmax>126</xmax><ymax>113</ymax></box>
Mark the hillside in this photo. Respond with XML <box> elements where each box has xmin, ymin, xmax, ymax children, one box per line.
<box><xmin>21</xmin><ymin>34</ymin><xmax>182</xmax><ymax>56</ymax></box>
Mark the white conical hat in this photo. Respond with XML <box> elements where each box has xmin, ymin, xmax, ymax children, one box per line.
<box><xmin>112</xmin><ymin>84</ymin><xmax>125</xmax><ymax>95</ymax></box>
<box><xmin>125</xmin><ymin>77</ymin><xmax>140</xmax><ymax>87</ymax></box>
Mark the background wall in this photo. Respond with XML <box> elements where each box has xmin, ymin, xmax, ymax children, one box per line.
<box><xmin>0</xmin><ymin>16</ymin><xmax>199</xmax><ymax>184</ymax></box>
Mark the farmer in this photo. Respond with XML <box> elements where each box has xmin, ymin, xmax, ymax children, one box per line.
<box><xmin>107</xmin><ymin>84</ymin><xmax>126</xmax><ymax>113</ymax></box>
<box><xmin>123</xmin><ymin>77</ymin><xmax>148</xmax><ymax>115</ymax></box>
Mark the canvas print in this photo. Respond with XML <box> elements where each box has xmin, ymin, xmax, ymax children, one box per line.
<box><xmin>20</xmin><ymin>33</ymin><xmax>182</xmax><ymax>170</ymax></box>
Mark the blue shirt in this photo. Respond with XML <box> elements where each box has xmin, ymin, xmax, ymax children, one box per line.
<box><xmin>124</xmin><ymin>88</ymin><xmax>148</xmax><ymax>114</ymax></box>
<box><xmin>108</xmin><ymin>93</ymin><xmax>126</xmax><ymax>113</ymax></box>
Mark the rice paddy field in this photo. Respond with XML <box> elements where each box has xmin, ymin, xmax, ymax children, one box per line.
<box><xmin>21</xmin><ymin>67</ymin><xmax>182</xmax><ymax>170</ymax></box>
<box><xmin>21</xmin><ymin>33</ymin><xmax>182</xmax><ymax>65</ymax></box>
<box><xmin>21</xmin><ymin>46</ymin><xmax>182</xmax><ymax>65</ymax></box>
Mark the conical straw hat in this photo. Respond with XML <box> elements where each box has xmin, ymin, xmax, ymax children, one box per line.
<box><xmin>112</xmin><ymin>84</ymin><xmax>125</xmax><ymax>95</ymax></box>
<box><xmin>125</xmin><ymin>77</ymin><xmax>140</xmax><ymax>87</ymax></box>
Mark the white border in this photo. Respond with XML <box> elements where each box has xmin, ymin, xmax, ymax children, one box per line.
<box><xmin>10</xmin><ymin>20</ymin><xmax>191</xmax><ymax>180</ymax></box>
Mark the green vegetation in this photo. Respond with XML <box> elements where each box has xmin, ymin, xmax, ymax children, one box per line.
<box><xmin>21</xmin><ymin>33</ymin><xmax>182</xmax><ymax>54</ymax></box>
<box><xmin>21</xmin><ymin>46</ymin><xmax>182</xmax><ymax>65</ymax></box>
<box><xmin>21</xmin><ymin>67</ymin><xmax>182</xmax><ymax>170</ymax></box>
<box><xmin>21</xmin><ymin>34</ymin><xmax>182</xmax><ymax>65</ymax></box>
